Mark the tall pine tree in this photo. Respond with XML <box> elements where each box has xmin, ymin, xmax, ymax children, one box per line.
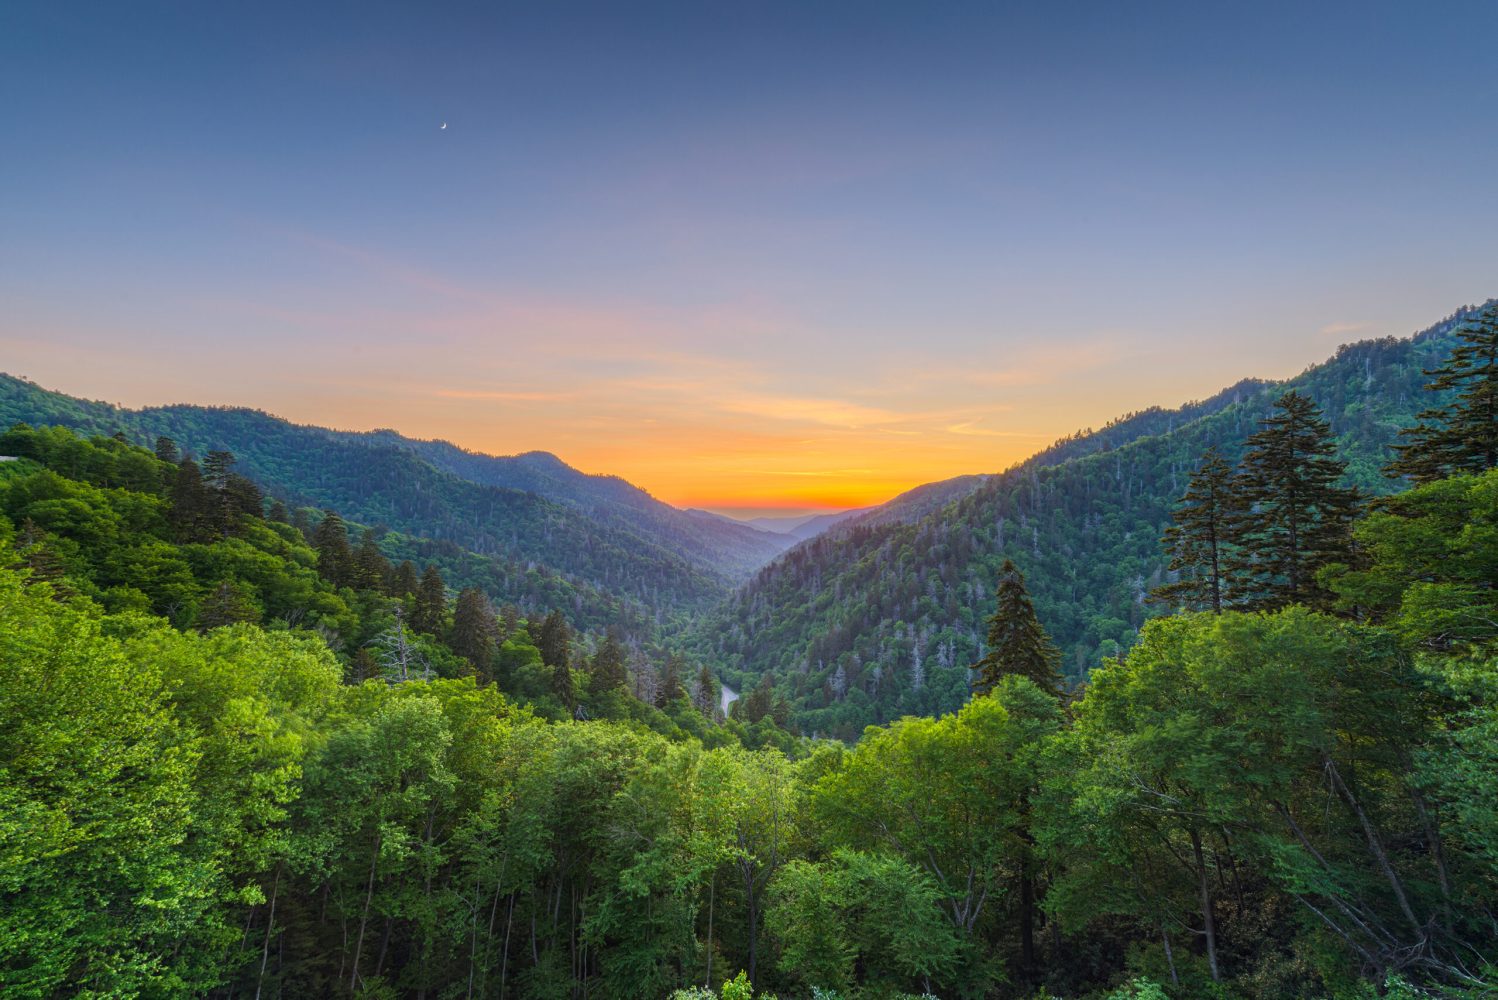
<box><xmin>589</xmin><ymin>630</ymin><xmax>629</xmax><ymax>692</ymax></box>
<box><xmin>450</xmin><ymin>587</ymin><xmax>496</xmax><ymax>680</ymax></box>
<box><xmin>1225</xmin><ymin>391</ymin><xmax>1358</xmax><ymax>610</ymax></box>
<box><xmin>312</xmin><ymin>511</ymin><xmax>352</xmax><ymax>587</ymax></box>
<box><xmin>410</xmin><ymin>565</ymin><xmax>447</xmax><ymax>635</ymax></box>
<box><xmin>1387</xmin><ymin>301</ymin><xmax>1498</xmax><ymax>482</ymax></box>
<box><xmin>973</xmin><ymin>559</ymin><xmax>1062</xmax><ymax>698</ymax></box>
<box><xmin>1154</xmin><ymin>447</ymin><xmax>1235</xmax><ymax>612</ymax></box>
<box><xmin>351</xmin><ymin>529</ymin><xmax>392</xmax><ymax>592</ymax></box>
<box><xmin>536</xmin><ymin>610</ymin><xmax>571</xmax><ymax>669</ymax></box>
<box><xmin>168</xmin><ymin>458</ymin><xmax>214</xmax><ymax>543</ymax></box>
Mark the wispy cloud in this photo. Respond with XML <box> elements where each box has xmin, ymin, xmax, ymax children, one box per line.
<box><xmin>1320</xmin><ymin>321</ymin><xmax>1370</xmax><ymax>336</ymax></box>
<box><xmin>944</xmin><ymin>421</ymin><xmax>1047</xmax><ymax>438</ymax></box>
<box><xmin>719</xmin><ymin>393</ymin><xmax>902</xmax><ymax>429</ymax></box>
<box><xmin>436</xmin><ymin>388</ymin><xmax>574</xmax><ymax>402</ymax></box>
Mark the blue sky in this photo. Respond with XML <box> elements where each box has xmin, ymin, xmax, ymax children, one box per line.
<box><xmin>3</xmin><ymin>1</ymin><xmax>1496</xmax><ymax>514</ymax></box>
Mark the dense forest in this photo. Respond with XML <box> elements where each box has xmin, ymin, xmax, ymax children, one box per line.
<box><xmin>0</xmin><ymin>376</ymin><xmax>792</xmax><ymax>626</ymax></box>
<box><xmin>3</xmin><ymin>301</ymin><xmax>1497</xmax><ymax>999</ymax></box>
<box><xmin>690</xmin><ymin>307</ymin><xmax>1485</xmax><ymax>739</ymax></box>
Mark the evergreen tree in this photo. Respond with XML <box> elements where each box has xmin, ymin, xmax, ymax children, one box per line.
<box><xmin>496</xmin><ymin>603</ymin><xmax>521</xmax><ymax>641</ymax></box>
<box><xmin>351</xmin><ymin>530</ymin><xmax>392</xmax><ymax>592</ymax></box>
<box><xmin>551</xmin><ymin>659</ymin><xmax>577</xmax><ymax>715</ymax></box>
<box><xmin>350</xmin><ymin>647</ymin><xmax>380</xmax><ymax>684</ymax></box>
<box><xmin>223</xmin><ymin>474</ymin><xmax>264</xmax><ymax>523</ymax></box>
<box><xmin>694</xmin><ymin>664</ymin><xmax>719</xmax><ymax>717</ymax></box>
<box><xmin>1153</xmin><ymin>447</ymin><xmax>1234</xmax><ymax>612</ymax></box>
<box><xmin>202</xmin><ymin>450</ymin><xmax>236</xmax><ymax>489</ymax></box>
<box><xmin>589</xmin><ymin>630</ymin><xmax>629</xmax><ymax>692</ymax></box>
<box><xmin>153</xmin><ymin>436</ymin><xmax>179</xmax><ymax>464</ymax></box>
<box><xmin>450</xmin><ymin>587</ymin><xmax>496</xmax><ymax>680</ymax></box>
<box><xmin>1387</xmin><ymin>301</ymin><xmax>1498</xmax><ymax>482</ymax></box>
<box><xmin>390</xmin><ymin>560</ymin><xmax>419</xmax><ymax>597</ymax></box>
<box><xmin>197</xmin><ymin>579</ymin><xmax>260</xmax><ymax>631</ymax></box>
<box><xmin>16</xmin><ymin>521</ymin><xmax>72</xmax><ymax>597</ymax></box>
<box><xmin>312</xmin><ymin>511</ymin><xmax>352</xmax><ymax>587</ymax></box>
<box><xmin>658</xmin><ymin>653</ymin><xmax>686</xmax><ymax>707</ymax></box>
<box><xmin>266</xmin><ymin>499</ymin><xmax>289</xmax><ymax>523</ymax></box>
<box><xmin>168</xmin><ymin>458</ymin><xmax>213</xmax><ymax>543</ymax></box>
<box><xmin>973</xmin><ymin>559</ymin><xmax>1062</xmax><ymax>698</ymax></box>
<box><xmin>740</xmin><ymin>673</ymin><xmax>775</xmax><ymax>723</ymax></box>
<box><xmin>410</xmin><ymin>565</ymin><xmax>447</xmax><ymax>635</ymax></box>
<box><xmin>536</xmin><ymin>610</ymin><xmax>571</xmax><ymax>669</ymax></box>
<box><xmin>1225</xmin><ymin>391</ymin><xmax>1359</xmax><ymax>610</ymax></box>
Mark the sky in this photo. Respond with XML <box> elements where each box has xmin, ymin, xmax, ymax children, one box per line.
<box><xmin>3</xmin><ymin>1</ymin><xmax>1497</xmax><ymax>517</ymax></box>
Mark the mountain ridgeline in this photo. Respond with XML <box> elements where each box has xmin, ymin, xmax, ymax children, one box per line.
<box><xmin>0</xmin><ymin>378</ymin><xmax>792</xmax><ymax>629</ymax></box>
<box><xmin>688</xmin><ymin>307</ymin><xmax>1481</xmax><ymax>738</ymax></box>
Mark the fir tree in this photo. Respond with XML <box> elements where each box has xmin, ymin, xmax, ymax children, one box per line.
<box><xmin>351</xmin><ymin>530</ymin><xmax>392</xmax><ymax>592</ymax></box>
<box><xmin>694</xmin><ymin>664</ymin><xmax>719</xmax><ymax>717</ymax></box>
<box><xmin>223</xmin><ymin>474</ymin><xmax>264</xmax><ymax>523</ymax></box>
<box><xmin>312</xmin><ymin>511</ymin><xmax>352</xmax><ymax>587</ymax></box>
<box><xmin>1226</xmin><ymin>391</ymin><xmax>1359</xmax><ymax>610</ymax></box>
<box><xmin>197</xmin><ymin>579</ymin><xmax>260</xmax><ymax>631</ymax></box>
<box><xmin>390</xmin><ymin>560</ymin><xmax>419</xmax><ymax>597</ymax></box>
<box><xmin>450</xmin><ymin>587</ymin><xmax>496</xmax><ymax>680</ymax></box>
<box><xmin>496</xmin><ymin>604</ymin><xmax>521</xmax><ymax>641</ymax></box>
<box><xmin>168</xmin><ymin>458</ymin><xmax>214</xmax><ymax>543</ymax></box>
<box><xmin>153</xmin><ymin>436</ymin><xmax>179</xmax><ymax>465</ymax></box>
<box><xmin>552</xmin><ymin>660</ymin><xmax>577</xmax><ymax>715</ymax></box>
<box><xmin>410</xmin><ymin>565</ymin><xmax>447</xmax><ymax>635</ymax></box>
<box><xmin>1153</xmin><ymin>447</ymin><xmax>1234</xmax><ymax>612</ymax></box>
<box><xmin>658</xmin><ymin>653</ymin><xmax>686</xmax><ymax>707</ymax></box>
<box><xmin>739</xmin><ymin>673</ymin><xmax>775</xmax><ymax>723</ymax></box>
<box><xmin>973</xmin><ymin>559</ymin><xmax>1063</xmax><ymax>698</ymax></box>
<box><xmin>536</xmin><ymin>610</ymin><xmax>571</xmax><ymax>669</ymax></box>
<box><xmin>266</xmin><ymin>499</ymin><xmax>289</xmax><ymax>523</ymax></box>
<box><xmin>1387</xmin><ymin>301</ymin><xmax>1498</xmax><ymax>482</ymax></box>
<box><xmin>350</xmin><ymin>647</ymin><xmax>381</xmax><ymax>684</ymax></box>
<box><xmin>202</xmin><ymin>450</ymin><xmax>235</xmax><ymax>489</ymax></box>
<box><xmin>589</xmin><ymin>630</ymin><xmax>629</xmax><ymax>692</ymax></box>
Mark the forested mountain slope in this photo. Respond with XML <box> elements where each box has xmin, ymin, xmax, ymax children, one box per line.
<box><xmin>691</xmin><ymin>305</ymin><xmax>1482</xmax><ymax>738</ymax></box>
<box><xmin>0</xmin><ymin>377</ymin><xmax>787</xmax><ymax>615</ymax></box>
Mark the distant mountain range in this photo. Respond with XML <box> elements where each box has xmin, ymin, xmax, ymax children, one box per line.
<box><xmin>683</xmin><ymin>304</ymin><xmax>1486</xmax><ymax>738</ymax></box>
<box><xmin>5</xmin><ymin>300</ymin><xmax>1486</xmax><ymax>716</ymax></box>
<box><xmin>0</xmin><ymin>377</ymin><xmax>794</xmax><ymax>624</ymax></box>
<box><xmin>688</xmin><ymin>507</ymin><xmax>871</xmax><ymax>543</ymax></box>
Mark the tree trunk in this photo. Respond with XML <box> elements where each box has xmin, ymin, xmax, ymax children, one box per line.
<box><xmin>1191</xmin><ymin>827</ymin><xmax>1220</xmax><ymax>982</ymax></box>
<box><xmin>704</xmin><ymin>875</ymin><xmax>715</xmax><ymax>988</ymax></box>
<box><xmin>1326</xmin><ymin>757</ymin><xmax>1423</xmax><ymax>938</ymax></box>
<box><xmin>351</xmin><ymin>834</ymin><xmax>381</xmax><ymax>993</ymax></box>
<box><xmin>1019</xmin><ymin>867</ymin><xmax>1036</xmax><ymax>977</ymax></box>
<box><xmin>254</xmin><ymin>865</ymin><xmax>281</xmax><ymax>1000</ymax></box>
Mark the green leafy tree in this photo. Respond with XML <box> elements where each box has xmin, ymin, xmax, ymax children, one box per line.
<box><xmin>1324</xmin><ymin>469</ymin><xmax>1498</xmax><ymax>648</ymax></box>
<box><xmin>973</xmin><ymin>559</ymin><xmax>1062</xmax><ymax>698</ymax></box>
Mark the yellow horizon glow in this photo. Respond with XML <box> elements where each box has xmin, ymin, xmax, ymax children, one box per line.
<box><xmin>2</xmin><ymin>235</ymin><xmax>1401</xmax><ymax>515</ymax></box>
